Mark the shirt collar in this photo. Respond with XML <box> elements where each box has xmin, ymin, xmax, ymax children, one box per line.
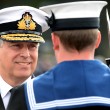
<box><xmin>0</xmin><ymin>75</ymin><xmax>32</xmax><ymax>98</ymax></box>
<box><xmin>0</xmin><ymin>76</ymin><xmax>12</xmax><ymax>98</ymax></box>
<box><xmin>0</xmin><ymin>75</ymin><xmax>32</xmax><ymax>95</ymax></box>
<box><xmin>23</xmin><ymin>76</ymin><xmax>32</xmax><ymax>84</ymax></box>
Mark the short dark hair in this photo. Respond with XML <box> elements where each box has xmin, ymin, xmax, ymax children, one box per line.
<box><xmin>54</xmin><ymin>29</ymin><xmax>99</xmax><ymax>51</ymax></box>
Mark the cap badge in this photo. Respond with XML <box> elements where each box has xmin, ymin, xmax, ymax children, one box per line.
<box><xmin>17</xmin><ymin>12</ymin><xmax>36</xmax><ymax>30</ymax></box>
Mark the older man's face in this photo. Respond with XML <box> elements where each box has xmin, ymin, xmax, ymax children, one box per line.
<box><xmin>0</xmin><ymin>41</ymin><xmax>39</xmax><ymax>85</ymax></box>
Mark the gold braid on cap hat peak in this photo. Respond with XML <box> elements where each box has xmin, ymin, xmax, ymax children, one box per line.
<box><xmin>1</xmin><ymin>34</ymin><xmax>45</xmax><ymax>43</ymax></box>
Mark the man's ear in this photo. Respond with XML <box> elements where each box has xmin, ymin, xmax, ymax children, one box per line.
<box><xmin>51</xmin><ymin>33</ymin><xmax>60</xmax><ymax>50</ymax></box>
<box><xmin>95</xmin><ymin>31</ymin><xmax>101</xmax><ymax>49</ymax></box>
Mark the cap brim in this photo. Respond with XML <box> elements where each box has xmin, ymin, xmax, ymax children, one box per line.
<box><xmin>0</xmin><ymin>33</ymin><xmax>45</xmax><ymax>43</ymax></box>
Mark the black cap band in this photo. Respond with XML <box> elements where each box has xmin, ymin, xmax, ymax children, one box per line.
<box><xmin>0</xmin><ymin>20</ymin><xmax>42</xmax><ymax>35</ymax></box>
<box><xmin>50</xmin><ymin>17</ymin><xmax>100</xmax><ymax>31</ymax></box>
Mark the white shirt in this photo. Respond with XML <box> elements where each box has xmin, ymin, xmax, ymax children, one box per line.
<box><xmin>0</xmin><ymin>76</ymin><xmax>12</xmax><ymax>109</ymax></box>
<box><xmin>0</xmin><ymin>75</ymin><xmax>32</xmax><ymax>109</ymax></box>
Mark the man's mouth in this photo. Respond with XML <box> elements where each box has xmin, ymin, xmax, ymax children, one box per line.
<box><xmin>16</xmin><ymin>62</ymin><xmax>31</xmax><ymax>65</ymax></box>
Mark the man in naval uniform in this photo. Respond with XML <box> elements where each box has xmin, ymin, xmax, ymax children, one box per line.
<box><xmin>0</xmin><ymin>6</ymin><xmax>49</xmax><ymax>110</ymax></box>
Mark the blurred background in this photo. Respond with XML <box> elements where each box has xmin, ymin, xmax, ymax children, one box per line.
<box><xmin>0</xmin><ymin>0</ymin><xmax>110</xmax><ymax>76</ymax></box>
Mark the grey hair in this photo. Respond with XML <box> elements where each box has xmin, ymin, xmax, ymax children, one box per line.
<box><xmin>0</xmin><ymin>39</ymin><xmax>4</xmax><ymax>47</ymax></box>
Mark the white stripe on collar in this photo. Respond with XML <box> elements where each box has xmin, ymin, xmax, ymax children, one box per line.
<box><xmin>26</xmin><ymin>80</ymin><xmax>110</xmax><ymax>110</ymax></box>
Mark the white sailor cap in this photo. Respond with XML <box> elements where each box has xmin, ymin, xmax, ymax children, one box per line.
<box><xmin>0</xmin><ymin>6</ymin><xmax>50</xmax><ymax>43</ymax></box>
<box><xmin>40</xmin><ymin>1</ymin><xmax>107</xmax><ymax>31</ymax></box>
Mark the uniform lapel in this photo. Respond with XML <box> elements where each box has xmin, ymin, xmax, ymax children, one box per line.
<box><xmin>7</xmin><ymin>85</ymin><xmax>27</xmax><ymax>110</ymax></box>
<box><xmin>0</xmin><ymin>94</ymin><xmax>5</xmax><ymax>110</ymax></box>
<box><xmin>7</xmin><ymin>76</ymin><xmax>34</xmax><ymax>110</ymax></box>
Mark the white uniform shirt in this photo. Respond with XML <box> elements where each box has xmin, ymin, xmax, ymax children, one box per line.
<box><xmin>0</xmin><ymin>75</ymin><xmax>32</xmax><ymax>109</ymax></box>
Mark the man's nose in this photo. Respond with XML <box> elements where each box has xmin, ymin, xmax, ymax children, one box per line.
<box><xmin>20</xmin><ymin>47</ymin><xmax>30</xmax><ymax>58</ymax></box>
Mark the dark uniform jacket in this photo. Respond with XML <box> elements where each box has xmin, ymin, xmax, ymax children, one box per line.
<box><xmin>0</xmin><ymin>85</ymin><xmax>27</xmax><ymax>110</ymax></box>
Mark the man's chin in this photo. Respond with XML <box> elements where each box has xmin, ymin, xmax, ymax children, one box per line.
<box><xmin>16</xmin><ymin>71</ymin><xmax>32</xmax><ymax>78</ymax></box>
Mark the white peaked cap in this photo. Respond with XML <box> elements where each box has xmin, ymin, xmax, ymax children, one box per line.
<box><xmin>40</xmin><ymin>1</ymin><xmax>107</xmax><ymax>31</ymax></box>
<box><xmin>0</xmin><ymin>6</ymin><xmax>50</xmax><ymax>43</ymax></box>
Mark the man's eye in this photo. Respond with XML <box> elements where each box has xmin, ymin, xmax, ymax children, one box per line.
<box><xmin>29</xmin><ymin>45</ymin><xmax>37</xmax><ymax>48</ymax></box>
<box><xmin>12</xmin><ymin>44</ymin><xmax>19</xmax><ymax>47</ymax></box>
<box><xmin>10</xmin><ymin>44</ymin><xmax>21</xmax><ymax>48</ymax></box>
